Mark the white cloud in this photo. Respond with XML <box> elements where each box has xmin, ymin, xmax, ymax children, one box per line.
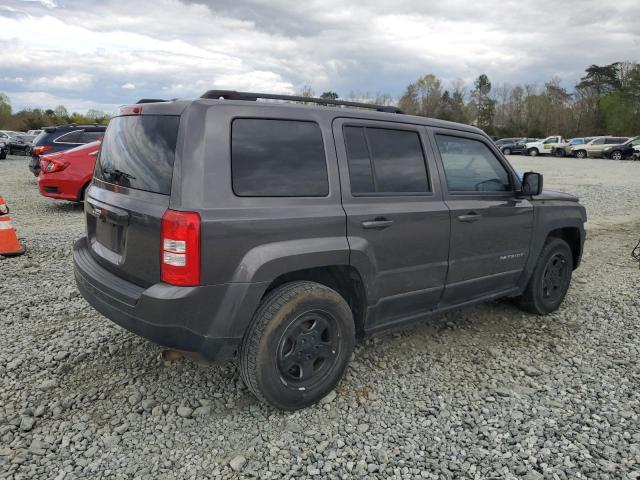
<box><xmin>0</xmin><ymin>0</ymin><xmax>638</xmax><ymax>112</ymax></box>
<box><xmin>31</xmin><ymin>73</ymin><xmax>93</xmax><ymax>90</ymax></box>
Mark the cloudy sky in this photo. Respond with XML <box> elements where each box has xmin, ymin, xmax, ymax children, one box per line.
<box><xmin>1</xmin><ymin>0</ymin><xmax>639</xmax><ymax>114</ymax></box>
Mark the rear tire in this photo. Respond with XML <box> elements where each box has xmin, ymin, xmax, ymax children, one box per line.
<box><xmin>610</xmin><ymin>150</ymin><xmax>623</xmax><ymax>160</ymax></box>
<box><xmin>239</xmin><ymin>281</ymin><xmax>355</xmax><ymax>410</ymax></box>
<box><xmin>555</xmin><ymin>148</ymin><xmax>565</xmax><ymax>157</ymax></box>
<box><xmin>518</xmin><ymin>237</ymin><xmax>573</xmax><ymax>315</ymax></box>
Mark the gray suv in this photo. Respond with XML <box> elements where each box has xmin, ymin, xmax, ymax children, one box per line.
<box><xmin>73</xmin><ymin>91</ymin><xmax>587</xmax><ymax>409</ymax></box>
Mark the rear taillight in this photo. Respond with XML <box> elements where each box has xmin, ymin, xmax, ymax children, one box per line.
<box><xmin>33</xmin><ymin>145</ymin><xmax>53</xmax><ymax>156</ymax></box>
<box><xmin>40</xmin><ymin>158</ymin><xmax>68</xmax><ymax>173</ymax></box>
<box><xmin>161</xmin><ymin>210</ymin><xmax>201</xmax><ymax>286</ymax></box>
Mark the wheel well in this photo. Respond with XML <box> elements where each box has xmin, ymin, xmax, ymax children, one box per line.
<box><xmin>548</xmin><ymin>227</ymin><xmax>581</xmax><ymax>269</ymax></box>
<box><xmin>264</xmin><ymin>266</ymin><xmax>367</xmax><ymax>338</ymax></box>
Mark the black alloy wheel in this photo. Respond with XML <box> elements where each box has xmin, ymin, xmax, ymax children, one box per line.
<box><xmin>276</xmin><ymin>310</ymin><xmax>338</xmax><ymax>388</ymax></box>
<box><xmin>541</xmin><ymin>252</ymin><xmax>569</xmax><ymax>303</ymax></box>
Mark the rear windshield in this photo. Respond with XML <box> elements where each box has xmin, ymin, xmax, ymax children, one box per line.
<box><xmin>95</xmin><ymin>115</ymin><xmax>179</xmax><ymax>194</ymax></box>
<box><xmin>33</xmin><ymin>131</ymin><xmax>47</xmax><ymax>145</ymax></box>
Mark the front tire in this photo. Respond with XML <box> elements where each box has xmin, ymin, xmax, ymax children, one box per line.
<box><xmin>527</xmin><ymin>148</ymin><xmax>539</xmax><ymax>157</ymax></box>
<box><xmin>502</xmin><ymin>147</ymin><xmax>512</xmax><ymax>155</ymax></box>
<box><xmin>555</xmin><ymin>148</ymin><xmax>565</xmax><ymax>157</ymax></box>
<box><xmin>574</xmin><ymin>150</ymin><xmax>587</xmax><ymax>159</ymax></box>
<box><xmin>240</xmin><ymin>281</ymin><xmax>355</xmax><ymax>410</ymax></box>
<box><xmin>610</xmin><ymin>150</ymin><xmax>623</xmax><ymax>160</ymax></box>
<box><xmin>518</xmin><ymin>237</ymin><xmax>573</xmax><ymax>315</ymax></box>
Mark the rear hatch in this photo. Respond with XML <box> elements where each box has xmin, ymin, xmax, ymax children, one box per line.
<box><xmin>86</xmin><ymin>112</ymin><xmax>180</xmax><ymax>287</ymax></box>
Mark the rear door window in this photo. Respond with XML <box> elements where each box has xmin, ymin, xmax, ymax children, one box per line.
<box><xmin>343</xmin><ymin>126</ymin><xmax>430</xmax><ymax>195</ymax></box>
<box><xmin>231</xmin><ymin>119</ymin><xmax>329</xmax><ymax>197</ymax></box>
<box><xmin>95</xmin><ymin>115</ymin><xmax>179</xmax><ymax>195</ymax></box>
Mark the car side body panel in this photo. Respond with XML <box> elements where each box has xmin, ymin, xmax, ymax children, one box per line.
<box><xmin>73</xmin><ymin>98</ymin><xmax>588</xmax><ymax>363</ymax></box>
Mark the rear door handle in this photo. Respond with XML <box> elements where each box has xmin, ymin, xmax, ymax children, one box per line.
<box><xmin>361</xmin><ymin>218</ymin><xmax>394</xmax><ymax>230</ymax></box>
<box><xmin>457</xmin><ymin>213</ymin><xmax>482</xmax><ymax>223</ymax></box>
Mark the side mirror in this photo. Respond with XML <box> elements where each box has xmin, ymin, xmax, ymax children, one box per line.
<box><xmin>521</xmin><ymin>172</ymin><xmax>543</xmax><ymax>196</ymax></box>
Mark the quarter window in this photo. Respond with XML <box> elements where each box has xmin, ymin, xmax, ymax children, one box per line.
<box><xmin>435</xmin><ymin>135</ymin><xmax>511</xmax><ymax>192</ymax></box>
<box><xmin>56</xmin><ymin>130</ymin><xmax>83</xmax><ymax>143</ymax></box>
<box><xmin>231</xmin><ymin>119</ymin><xmax>329</xmax><ymax>197</ymax></box>
<box><xmin>81</xmin><ymin>131</ymin><xmax>104</xmax><ymax>142</ymax></box>
<box><xmin>343</xmin><ymin>126</ymin><xmax>429</xmax><ymax>195</ymax></box>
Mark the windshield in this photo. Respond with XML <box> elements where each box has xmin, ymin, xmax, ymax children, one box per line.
<box><xmin>94</xmin><ymin>115</ymin><xmax>179</xmax><ymax>194</ymax></box>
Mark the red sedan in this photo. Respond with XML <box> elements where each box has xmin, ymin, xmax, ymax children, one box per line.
<box><xmin>38</xmin><ymin>141</ymin><xmax>101</xmax><ymax>202</ymax></box>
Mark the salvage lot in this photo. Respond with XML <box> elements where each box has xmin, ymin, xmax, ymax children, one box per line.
<box><xmin>1</xmin><ymin>155</ymin><xmax>639</xmax><ymax>479</ymax></box>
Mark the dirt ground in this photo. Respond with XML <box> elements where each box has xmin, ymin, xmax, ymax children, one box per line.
<box><xmin>1</xmin><ymin>153</ymin><xmax>639</xmax><ymax>479</ymax></box>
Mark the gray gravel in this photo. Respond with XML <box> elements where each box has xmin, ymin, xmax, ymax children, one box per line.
<box><xmin>1</xmin><ymin>153</ymin><xmax>640</xmax><ymax>479</ymax></box>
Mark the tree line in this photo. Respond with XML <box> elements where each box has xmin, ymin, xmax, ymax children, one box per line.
<box><xmin>2</xmin><ymin>61</ymin><xmax>638</xmax><ymax>138</ymax></box>
<box><xmin>0</xmin><ymin>94</ymin><xmax>110</xmax><ymax>132</ymax></box>
<box><xmin>315</xmin><ymin>61</ymin><xmax>640</xmax><ymax>138</ymax></box>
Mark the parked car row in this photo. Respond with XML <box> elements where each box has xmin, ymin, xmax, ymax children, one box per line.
<box><xmin>495</xmin><ymin>135</ymin><xmax>640</xmax><ymax>160</ymax></box>
<box><xmin>1</xmin><ymin>123</ymin><xmax>106</xmax><ymax>202</ymax></box>
<box><xmin>28</xmin><ymin>124</ymin><xmax>106</xmax><ymax>175</ymax></box>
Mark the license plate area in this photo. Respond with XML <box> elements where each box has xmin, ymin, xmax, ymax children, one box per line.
<box><xmin>95</xmin><ymin>218</ymin><xmax>125</xmax><ymax>254</ymax></box>
<box><xmin>85</xmin><ymin>199</ymin><xmax>130</xmax><ymax>264</ymax></box>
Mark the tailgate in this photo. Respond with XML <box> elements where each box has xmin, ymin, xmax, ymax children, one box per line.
<box><xmin>86</xmin><ymin>114</ymin><xmax>179</xmax><ymax>287</ymax></box>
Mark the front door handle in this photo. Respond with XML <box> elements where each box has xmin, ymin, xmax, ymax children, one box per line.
<box><xmin>361</xmin><ymin>218</ymin><xmax>394</xmax><ymax>230</ymax></box>
<box><xmin>457</xmin><ymin>213</ymin><xmax>482</xmax><ymax>223</ymax></box>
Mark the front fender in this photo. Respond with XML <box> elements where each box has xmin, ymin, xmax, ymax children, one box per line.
<box><xmin>518</xmin><ymin>202</ymin><xmax>587</xmax><ymax>290</ymax></box>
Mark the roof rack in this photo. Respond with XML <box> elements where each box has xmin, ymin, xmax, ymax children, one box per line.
<box><xmin>200</xmin><ymin>90</ymin><xmax>404</xmax><ymax>114</ymax></box>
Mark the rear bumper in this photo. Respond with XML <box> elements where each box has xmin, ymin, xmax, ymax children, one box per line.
<box><xmin>73</xmin><ymin>237</ymin><xmax>266</xmax><ymax>361</ymax></box>
<box><xmin>38</xmin><ymin>172</ymin><xmax>89</xmax><ymax>201</ymax></box>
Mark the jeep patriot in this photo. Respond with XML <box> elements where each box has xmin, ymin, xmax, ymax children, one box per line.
<box><xmin>73</xmin><ymin>91</ymin><xmax>587</xmax><ymax>409</ymax></box>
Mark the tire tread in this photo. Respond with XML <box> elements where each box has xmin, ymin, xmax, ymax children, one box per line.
<box><xmin>239</xmin><ymin>281</ymin><xmax>343</xmax><ymax>406</ymax></box>
<box><xmin>519</xmin><ymin>237</ymin><xmax>572</xmax><ymax>314</ymax></box>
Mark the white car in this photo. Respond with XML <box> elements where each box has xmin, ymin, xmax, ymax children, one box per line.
<box><xmin>525</xmin><ymin>135</ymin><xmax>566</xmax><ymax>157</ymax></box>
<box><xmin>0</xmin><ymin>130</ymin><xmax>23</xmax><ymax>140</ymax></box>
<box><xmin>26</xmin><ymin>129</ymin><xmax>43</xmax><ymax>136</ymax></box>
<box><xmin>633</xmin><ymin>145</ymin><xmax>640</xmax><ymax>160</ymax></box>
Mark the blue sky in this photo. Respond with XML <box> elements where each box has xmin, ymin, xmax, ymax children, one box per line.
<box><xmin>1</xmin><ymin>0</ymin><xmax>639</xmax><ymax>114</ymax></box>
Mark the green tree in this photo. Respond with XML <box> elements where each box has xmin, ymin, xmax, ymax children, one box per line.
<box><xmin>320</xmin><ymin>91</ymin><xmax>339</xmax><ymax>100</ymax></box>
<box><xmin>398</xmin><ymin>74</ymin><xmax>443</xmax><ymax>117</ymax></box>
<box><xmin>54</xmin><ymin>105</ymin><xmax>69</xmax><ymax>120</ymax></box>
<box><xmin>471</xmin><ymin>74</ymin><xmax>496</xmax><ymax>132</ymax></box>
<box><xmin>0</xmin><ymin>93</ymin><xmax>12</xmax><ymax>128</ymax></box>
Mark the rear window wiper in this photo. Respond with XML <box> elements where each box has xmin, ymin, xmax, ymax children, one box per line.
<box><xmin>102</xmin><ymin>167</ymin><xmax>136</xmax><ymax>180</ymax></box>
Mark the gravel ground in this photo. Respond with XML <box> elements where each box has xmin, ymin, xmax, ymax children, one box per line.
<box><xmin>1</xmin><ymin>153</ymin><xmax>639</xmax><ymax>480</ymax></box>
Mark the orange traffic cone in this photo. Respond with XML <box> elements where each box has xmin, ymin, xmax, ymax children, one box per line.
<box><xmin>0</xmin><ymin>196</ymin><xmax>25</xmax><ymax>257</ymax></box>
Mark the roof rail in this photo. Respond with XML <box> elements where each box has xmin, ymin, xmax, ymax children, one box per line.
<box><xmin>136</xmin><ymin>98</ymin><xmax>168</xmax><ymax>104</ymax></box>
<box><xmin>200</xmin><ymin>90</ymin><xmax>404</xmax><ymax>114</ymax></box>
